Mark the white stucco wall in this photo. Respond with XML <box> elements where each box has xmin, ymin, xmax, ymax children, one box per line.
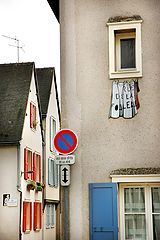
<box><xmin>60</xmin><ymin>0</ymin><xmax>160</xmax><ymax>239</ymax></box>
<box><xmin>20</xmin><ymin>70</ymin><xmax>43</xmax><ymax>240</ymax></box>
<box><xmin>0</xmin><ymin>146</ymin><xmax>19</xmax><ymax>240</ymax></box>
<box><xmin>44</xmin><ymin>75</ymin><xmax>60</xmax><ymax>201</ymax></box>
<box><xmin>43</xmin><ymin>74</ymin><xmax>60</xmax><ymax>240</ymax></box>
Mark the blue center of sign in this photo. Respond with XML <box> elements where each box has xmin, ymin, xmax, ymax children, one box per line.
<box><xmin>58</xmin><ymin>133</ymin><xmax>74</xmax><ymax>150</ymax></box>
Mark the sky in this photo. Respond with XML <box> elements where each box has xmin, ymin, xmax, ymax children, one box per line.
<box><xmin>0</xmin><ymin>0</ymin><xmax>60</xmax><ymax>93</ymax></box>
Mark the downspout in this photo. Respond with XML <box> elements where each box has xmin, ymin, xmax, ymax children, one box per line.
<box><xmin>42</xmin><ymin>139</ymin><xmax>45</xmax><ymax>240</ymax></box>
<box><xmin>17</xmin><ymin>143</ymin><xmax>22</xmax><ymax>240</ymax></box>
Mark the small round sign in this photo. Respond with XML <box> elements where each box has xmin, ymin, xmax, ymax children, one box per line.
<box><xmin>54</xmin><ymin>129</ymin><xmax>78</xmax><ymax>155</ymax></box>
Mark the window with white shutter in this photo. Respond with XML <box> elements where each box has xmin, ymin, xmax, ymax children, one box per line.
<box><xmin>48</xmin><ymin>158</ymin><xmax>58</xmax><ymax>188</ymax></box>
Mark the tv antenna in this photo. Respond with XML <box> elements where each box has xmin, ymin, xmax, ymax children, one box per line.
<box><xmin>2</xmin><ymin>34</ymin><xmax>25</xmax><ymax>63</ymax></box>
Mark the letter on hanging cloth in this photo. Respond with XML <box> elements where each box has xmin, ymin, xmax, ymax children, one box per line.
<box><xmin>109</xmin><ymin>80</ymin><xmax>140</xmax><ymax>119</ymax></box>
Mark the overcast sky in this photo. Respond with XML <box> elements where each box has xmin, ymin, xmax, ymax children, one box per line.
<box><xmin>0</xmin><ymin>0</ymin><xmax>60</xmax><ymax>91</ymax></box>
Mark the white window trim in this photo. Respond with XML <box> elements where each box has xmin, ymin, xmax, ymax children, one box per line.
<box><xmin>107</xmin><ymin>20</ymin><xmax>143</xmax><ymax>79</ymax></box>
<box><xmin>110</xmin><ymin>174</ymin><xmax>160</xmax><ymax>183</ymax></box>
<box><xmin>119</xmin><ymin>183</ymin><xmax>160</xmax><ymax>240</ymax></box>
<box><xmin>110</xmin><ymin>174</ymin><xmax>160</xmax><ymax>240</ymax></box>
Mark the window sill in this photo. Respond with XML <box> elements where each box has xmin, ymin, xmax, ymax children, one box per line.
<box><xmin>35</xmin><ymin>228</ymin><xmax>41</xmax><ymax>232</ymax></box>
<box><xmin>109</xmin><ymin>69</ymin><xmax>142</xmax><ymax>79</ymax></box>
<box><xmin>24</xmin><ymin>230</ymin><xmax>30</xmax><ymax>234</ymax></box>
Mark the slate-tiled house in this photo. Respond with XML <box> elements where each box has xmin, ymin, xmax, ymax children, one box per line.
<box><xmin>36</xmin><ymin>67</ymin><xmax>61</xmax><ymax>240</ymax></box>
<box><xmin>0</xmin><ymin>62</ymin><xmax>43</xmax><ymax>240</ymax></box>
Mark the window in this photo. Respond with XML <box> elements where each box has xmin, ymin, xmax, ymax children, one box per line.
<box><xmin>48</xmin><ymin>158</ymin><xmax>58</xmax><ymax>187</ymax></box>
<box><xmin>24</xmin><ymin>148</ymin><xmax>41</xmax><ymax>182</ymax></box>
<box><xmin>34</xmin><ymin>202</ymin><xmax>42</xmax><ymax>231</ymax></box>
<box><xmin>30</xmin><ymin>102</ymin><xmax>37</xmax><ymax>130</ymax></box>
<box><xmin>120</xmin><ymin>184</ymin><xmax>160</xmax><ymax>240</ymax></box>
<box><xmin>23</xmin><ymin>201</ymin><xmax>32</xmax><ymax>233</ymax></box>
<box><xmin>107</xmin><ymin>18</ymin><xmax>142</xmax><ymax>79</ymax></box>
<box><xmin>33</xmin><ymin>153</ymin><xmax>41</xmax><ymax>183</ymax></box>
<box><xmin>24</xmin><ymin>148</ymin><xmax>33</xmax><ymax>180</ymax></box>
<box><xmin>50</xmin><ymin>116</ymin><xmax>56</xmax><ymax>152</ymax></box>
<box><xmin>46</xmin><ymin>203</ymin><xmax>55</xmax><ymax>229</ymax></box>
<box><xmin>116</xmin><ymin>30</ymin><xmax>136</xmax><ymax>70</ymax></box>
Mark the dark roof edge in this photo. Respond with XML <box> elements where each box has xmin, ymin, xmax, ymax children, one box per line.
<box><xmin>53</xmin><ymin>69</ymin><xmax>61</xmax><ymax>127</ymax></box>
<box><xmin>33</xmin><ymin>65</ymin><xmax>45</xmax><ymax>144</ymax></box>
<box><xmin>0</xmin><ymin>141</ymin><xmax>20</xmax><ymax>146</ymax></box>
<box><xmin>47</xmin><ymin>0</ymin><xmax>59</xmax><ymax>22</ymax></box>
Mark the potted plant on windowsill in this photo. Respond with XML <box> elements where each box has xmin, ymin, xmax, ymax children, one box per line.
<box><xmin>36</xmin><ymin>182</ymin><xmax>45</xmax><ymax>192</ymax></box>
<box><xmin>26</xmin><ymin>179</ymin><xmax>36</xmax><ymax>191</ymax></box>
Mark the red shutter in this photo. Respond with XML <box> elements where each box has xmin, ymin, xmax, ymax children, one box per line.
<box><xmin>30</xmin><ymin>202</ymin><xmax>32</xmax><ymax>231</ymax></box>
<box><xmin>34</xmin><ymin>202</ymin><xmax>37</xmax><ymax>231</ymax></box>
<box><xmin>40</xmin><ymin>203</ymin><xmax>42</xmax><ymax>229</ymax></box>
<box><xmin>33</xmin><ymin>153</ymin><xmax>36</xmax><ymax>181</ymax></box>
<box><xmin>23</xmin><ymin>202</ymin><xmax>27</xmax><ymax>232</ymax></box>
<box><xmin>24</xmin><ymin>148</ymin><xmax>28</xmax><ymax>180</ymax></box>
<box><xmin>30</xmin><ymin>102</ymin><xmax>33</xmax><ymax>128</ymax></box>
<box><xmin>39</xmin><ymin>155</ymin><xmax>41</xmax><ymax>183</ymax></box>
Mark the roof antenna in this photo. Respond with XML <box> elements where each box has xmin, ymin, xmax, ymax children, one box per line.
<box><xmin>2</xmin><ymin>34</ymin><xmax>25</xmax><ymax>63</ymax></box>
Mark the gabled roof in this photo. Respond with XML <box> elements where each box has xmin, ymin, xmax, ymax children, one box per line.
<box><xmin>36</xmin><ymin>67</ymin><xmax>61</xmax><ymax>124</ymax></box>
<box><xmin>0</xmin><ymin>62</ymin><xmax>43</xmax><ymax>145</ymax></box>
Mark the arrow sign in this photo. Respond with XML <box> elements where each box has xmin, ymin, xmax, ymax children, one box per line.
<box><xmin>60</xmin><ymin>165</ymin><xmax>70</xmax><ymax>186</ymax></box>
<box><xmin>62</xmin><ymin>167</ymin><xmax>68</xmax><ymax>183</ymax></box>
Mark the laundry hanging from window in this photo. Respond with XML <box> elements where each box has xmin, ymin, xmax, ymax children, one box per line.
<box><xmin>109</xmin><ymin>80</ymin><xmax>140</xmax><ymax>119</ymax></box>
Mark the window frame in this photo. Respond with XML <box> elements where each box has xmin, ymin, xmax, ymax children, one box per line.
<box><xmin>24</xmin><ymin>148</ymin><xmax>33</xmax><ymax>180</ymax></box>
<box><xmin>107</xmin><ymin>20</ymin><xmax>142</xmax><ymax>79</ymax></box>
<box><xmin>48</xmin><ymin>158</ymin><xmax>58</xmax><ymax>188</ymax></box>
<box><xmin>30</xmin><ymin>102</ymin><xmax>37</xmax><ymax>130</ymax></box>
<box><xmin>45</xmin><ymin>203</ymin><xmax>55</xmax><ymax>229</ymax></box>
<box><xmin>116</xmin><ymin>32</ymin><xmax>136</xmax><ymax>71</ymax></box>
<box><xmin>34</xmin><ymin>202</ymin><xmax>42</xmax><ymax>231</ymax></box>
<box><xmin>33</xmin><ymin>152</ymin><xmax>41</xmax><ymax>183</ymax></box>
<box><xmin>119</xmin><ymin>183</ymin><xmax>160</xmax><ymax>240</ymax></box>
<box><xmin>50</xmin><ymin>116</ymin><xmax>56</xmax><ymax>152</ymax></box>
<box><xmin>23</xmin><ymin>201</ymin><xmax>32</xmax><ymax>233</ymax></box>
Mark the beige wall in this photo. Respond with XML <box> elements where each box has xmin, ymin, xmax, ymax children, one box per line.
<box><xmin>0</xmin><ymin>146</ymin><xmax>19</xmax><ymax>240</ymax></box>
<box><xmin>60</xmin><ymin>0</ymin><xmax>160</xmax><ymax>239</ymax></box>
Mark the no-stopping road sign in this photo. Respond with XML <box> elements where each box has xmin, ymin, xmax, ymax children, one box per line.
<box><xmin>54</xmin><ymin>129</ymin><xmax>78</xmax><ymax>155</ymax></box>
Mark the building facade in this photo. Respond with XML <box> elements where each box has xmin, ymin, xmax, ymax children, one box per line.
<box><xmin>36</xmin><ymin>67</ymin><xmax>61</xmax><ymax>240</ymax></box>
<box><xmin>0</xmin><ymin>63</ymin><xmax>61</xmax><ymax>240</ymax></box>
<box><xmin>48</xmin><ymin>0</ymin><xmax>160</xmax><ymax>240</ymax></box>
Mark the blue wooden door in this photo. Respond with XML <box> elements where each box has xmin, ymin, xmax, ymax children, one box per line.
<box><xmin>89</xmin><ymin>183</ymin><xmax>118</xmax><ymax>240</ymax></box>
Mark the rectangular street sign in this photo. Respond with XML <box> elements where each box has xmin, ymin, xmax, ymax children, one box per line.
<box><xmin>55</xmin><ymin>155</ymin><xmax>75</xmax><ymax>165</ymax></box>
<box><xmin>60</xmin><ymin>165</ymin><xmax>70</xmax><ymax>186</ymax></box>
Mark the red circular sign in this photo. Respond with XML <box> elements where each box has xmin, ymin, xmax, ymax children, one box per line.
<box><xmin>54</xmin><ymin>129</ymin><xmax>78</xmax><ymax>155</ymax></box>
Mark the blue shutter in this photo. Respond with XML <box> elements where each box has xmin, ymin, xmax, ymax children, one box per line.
<box><xmin>48</xmin><ymin>158</ymin><xmax>53</xmax><ymax>186</ymax></box>
<box><xmin>46</xmin><ymin>204</ymin><xmax>50</xmax><ymax>228</ymax></box>
<box><xmin>51</xmin><ymin>204</ymin><xmax>55</xmax><ymax>227</ymax></box>
<box><xmin>89</xmin><ymin>183</ymin><xmax>118</xmax><ymax>240</ymax></box>
<box><xmin>53</xmin><ymin>161</ymin><xmax>58</xmax><ymax>187</ymax></box>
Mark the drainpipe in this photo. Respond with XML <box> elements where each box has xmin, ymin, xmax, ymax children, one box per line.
<box><xmin>17</xmin><ymin>143</ymin><xmax>22</xmax><ymax>240</ymax></box>
<box><xmin>42</xmin><ymin>139</ymin><xmax>45</xmax><ymax>240</ymax></box>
